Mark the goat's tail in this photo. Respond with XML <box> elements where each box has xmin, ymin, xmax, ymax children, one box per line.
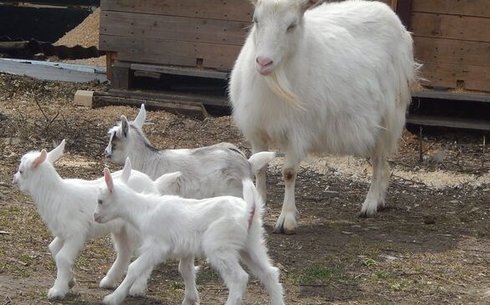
<box><xmin>242</xmin><ymin>178</ymin><xmax>264</xmax><ymax>231</ymax></box>
<box><xmin>248</xmin><ymin>151</ymin><xmax>276</xmax><ymax>173</ymax></box>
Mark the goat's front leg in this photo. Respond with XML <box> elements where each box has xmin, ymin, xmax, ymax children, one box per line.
<box><xmin>103</xmin><ymin>245</ymin><xmax>167</xmax><ymax>305</ymax></box>
<box><xmin>179</xmin><ymin>255</ymin><xmax>199</xmax><ymax>305</ymax></box>
<box><xmin>274</xmin><ymin>154</ymin><xmax>300</xmax><ymax>234</ymax></box>
<box><xmin>251</xmin><ymin>139</ymin><xmax>269</xmax><ymax>202</ymax></box>
<box><xmin>48</xmin><ymin>237</ymin><xmax>85</xmax><ymax>299</ymax></box>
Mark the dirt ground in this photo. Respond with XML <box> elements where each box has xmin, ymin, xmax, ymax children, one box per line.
<box><xmin>0</xmin><ymin>73</ymin><xmax>489</xmax><ymax>305</ymax></box>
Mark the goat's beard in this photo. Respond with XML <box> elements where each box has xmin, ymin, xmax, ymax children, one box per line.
<box><xmin>264</xmin><ymin>65</ymin><xmax>305</xmax><ymax>111</ymax></box>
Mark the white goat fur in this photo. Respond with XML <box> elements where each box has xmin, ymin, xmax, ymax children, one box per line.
<box><xmin>229</xmin><ymin>0</ymin><xmax>417</xmax><ymax>233</ymax></box>
<box><xmin>12</xmin><ymin>141</ymin><xmax>175</xmax><ymax>299</ymax></box>
<box><xmin>94</xmin><ymin>169</ymin><xmax>284</xmax><ymax>305</ymax></box>
<box><xmin>105</xmin><ymin>104</ymin><xmax>276</xmax><ymax>199</ymax></box>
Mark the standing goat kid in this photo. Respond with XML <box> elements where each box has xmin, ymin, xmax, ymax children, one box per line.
<box><xmin>12</xmin><ymin>141</ymin><xmax>166</xmax><ymax>299</ymax></box>
<box><xmin>229</xmin><ymin>0</ymin><xmax>418</xmax><ymax>233</ymax></box>
<box><xmin>105</xmin><ymin>104</ymin><xmax>275</xmax><ymax>199</ymax></box>
<box><xmin>94</xmin><ymin>169</ymin><xmax>284</xmax><ymax>305</ymax></box>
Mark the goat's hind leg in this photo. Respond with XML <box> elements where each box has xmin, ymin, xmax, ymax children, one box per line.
<box><xmin>207</xmin><ymin>251</ymin><xmax>248</xmax><ymax>305</ymax></box>
<box><xmin>240</xmin><ymin>244</ymin><xmax>284</xmax><ymax>305</ymax></box>
<box><xmin>360</xmin><ymin>148</ymin><xmax>390</xmax><ymax>217</ymax></box>
<box><xmin>100</xmin><ymin>229</ymin><xmax>133</xmax><ymax>289</ymax></box>
<box><xmin>274</xmin><ymin>154</ymin><xmax>299</xmax><ymax>234</ymax></box>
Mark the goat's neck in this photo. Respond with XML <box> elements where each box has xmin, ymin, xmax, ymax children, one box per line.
<box><xmin>127</xmin><ymin>139</ymin><xmax>170</xmax><ymax>179</ymax></box>
<box><xmin>115</xmin><ymin>190</ymin><xmax>155</xmax><ymax>230</ymax></box>
<box><xmin>29</xmin><ymin>167</ymin><xmax>64</xmax><ymax>222</ymax></box>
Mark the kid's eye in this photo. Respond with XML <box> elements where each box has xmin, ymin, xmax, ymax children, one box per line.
<box><xmin>287</xmin><ymin>23</ymin><xmax>297</xmax><ymax>32</ymax></box>
<box><xmin>19</xmin><ymin>170</ymin><xmax>24</xmax><ymax>174</ymax></box>
<box><xmin>97</xmin><ymin>199</ymin><xmax>103</xmax><ymax>205</ymax></box>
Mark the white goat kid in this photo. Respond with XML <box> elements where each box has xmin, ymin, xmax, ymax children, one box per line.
<box><xmin>229</xmin><ymin>0</ymin><xmax>418</xmax><ymax>233</ymax></box>
<box><xmin>11</xmin><ymin>141</ymin><xmax>167</xmax><ymax>299</ymax></box>
<box><xmin>94</xmin><ymin>169</ymin><xmax>284</xmax><ymax>305</ymax></box>
<box><xmin>104</xmin><ymin>104</ymin><xmax>275</xmax><ymax>199</ymax></box>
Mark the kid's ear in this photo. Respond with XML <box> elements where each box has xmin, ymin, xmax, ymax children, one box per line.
<box><xmin>47</xmin><ymin>139</ymin><xmax>66</xmax><ymax>163</ymax></box>
<box><xmin>104</xmin><ymin>168</ymin><xmax>114</xmax><ymax>193</ymax></box>
<box><xmin>133</xmin><ymin>103</ymin><xmax>146</xmax><ymax>129</ymax></box>
<box><xmin>121</xmin><ymin>115</ymin><xmax>129</xmax><ymax>138</ymax></box>
<box><xmin>300</xmin><ymin>0</ymin><xmax>323</xmax><ymax>12</ymax></box>
<box><xmin>32</xmin><ymin>149</ymin><xmax>48</xmax><ymax>169</ymax></box>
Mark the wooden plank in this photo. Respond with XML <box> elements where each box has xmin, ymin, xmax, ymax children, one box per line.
<box><xmin>93</xmin><ymin>92</ymin><xmax>209</xmax><ymax>119</ymax></box>
<box><xmin>411</xmin><ymin>13</ymin><xmax>490</xmax><ymax>42</ymax></box>
<box><xmin>412</xmin><ymin>0</ymin><xmax>490</xmax><ymax>18</ymax></box>
<box><xmin>414</xmin><ymin>36</ymin><xmax>490</xmax><ymax>68</ymax></box>
<box><xmin>107</xmin><ymin>88</ymin><xmax>227</xmax><ymax>107</ymax></box>
<box><xmin>100</xmin><ymin>34</ymin><xmax>241</xmax><ymax>70</ymax></box>
<box><xmin>412</xmin><ymin>90</ymin><xmax>490</xmax><ymax>103</ymax></box>
<box><xmin>100</xmin><ymin>0</ymin><xmax>253</xmax><ymax>22</ymax></box>
<box><xmin>100</xmin><ymin>11</ymin><xmax>249</xmax><ymax>46</ymax></box>
<box><xmin>419</xmin><ymin>62</ymin><xmax>490</xmax><ymax>92</ymax></box>
<box><xmin>407</xmin><ymin>115</ymin><xmax>490</xmax><ymax>131</ymax></box>
<box><xmin>131</xmin><ymin>63</ymin><xmax>228</xmax><ymax>80</ymax></box>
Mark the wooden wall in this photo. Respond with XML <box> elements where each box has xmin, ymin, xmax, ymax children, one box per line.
<box><xmin>411</xmin><ymin>0</ymin><xmax>490</xmax><ymax>92</ymax></box>
<box><xmin>99</xmin><ymin>0</ymin><xmax>252</xmax><ymax>71</ymax></box>
<box><xmin>99</xmin><ymin>0</ymin><xmax>398</xmax><ymax>72</ymax></box>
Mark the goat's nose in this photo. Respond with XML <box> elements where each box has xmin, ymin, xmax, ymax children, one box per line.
<box><xmin>256</xmin><ymin>56</ymin><xmax>273</xmax><ymax>68</ymax></box>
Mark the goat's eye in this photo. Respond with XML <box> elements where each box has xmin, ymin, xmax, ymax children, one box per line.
<box><xmin>287</xmin><ymin>23</ymin><xmax>297</xmax><ymax>32</ymax></box>
<box><xmin>253</xmin><ymin>17</ymin><xmax>258</xmax><ymax>25</ymax></box>
<box><xmin>97</xmin><ymin>199</ymin><xmax>103</xmax><ymax>205</ymax></box>
<box><xmin>19</xmin><ymin>170</ymin><xmax>23</xmax><ymax>175</ymax></box>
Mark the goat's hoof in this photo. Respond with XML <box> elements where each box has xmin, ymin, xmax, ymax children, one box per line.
<box><xmin>100</xmin><ymin>276</ymin><xmax>117</xmax><ymax>289</ymax></box>
<box><xmin>103</xmin><ymin>293</ymin><xmax>123</xmax><ymax>305</ymax></box>
<box><xmin>358</xmin><ymin>209</ymin><xmax>377</xmax><ymax>218</ymax></box>
<box><xmin>273</xmin><ymin>214</ymin><xmax>297</xmax><ymax>234</ymax></box>
<box><xmin>182</xmin><ymin>297</ymin><xmax>200</xmax><ymax>305</ymax></box>
<box><xmin>47</xmin><ymin>287</ymin><xmax>67</xmax><ymax>300</ymax></box>
<box><xmin>273</xmin><ymin>223</ymin><xmax>296</xmax><ymax>235</ymax></box>
<box><xmin>129</xmin><ymin>284</ymin><xmax>147</xmax><ymax>297</ymax></box>
<box><xmin>68</xmin><ymin>278</ymin><xmax>76</xmax><ymax>289</ymax></box>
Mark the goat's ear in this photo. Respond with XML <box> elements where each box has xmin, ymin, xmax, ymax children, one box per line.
<box><xmin>249</xmin><ymin>0</ymin><xmax>257</xmax><ymax>5</ymax></box>
<box><xmin>120</xmin><ymin>115</ymin><xmax>129</xmax><ymax>138</ymax></box>
<box><xmin>133</xmin><ymin>104</ymin><xmax>146</xmax><ymax>129</ymax></box>
<box><xmin>300</xmin><ymin>0</ymin><xmax>323</xmax><ymax>12</ymax></box>
<box><xmin>155</xmin><ymin>171</ymin><xmax>182</xmax><ymax>194</ymax></box>
<box><xmin>121</xmin><ymin>157</ymin><xmax>131</xmax><ymax>183</ymax></box>
<box><xmin>104</xmin><ymin>168</ymin><xmax>114</xmax><ymax>193</ymax></box>
<box><xmin>47</xmin><ymin>139</ymin><xmax>65</xmax><ymax>163</ymax></box>
<box><xmin>32</xmin><ymin>149</ymin><xmax>47</xmax><ymax>169</ymax></box>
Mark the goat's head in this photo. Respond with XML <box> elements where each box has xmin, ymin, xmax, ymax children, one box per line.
<box><xmin>12</xmin><ymin>140</ymin><xmax>66</xmax><ymax>192</ymax></box>
<box><xmin>251</xmin><ymin>0</ymin><xmax>322</xmax><ymax>76</ymax></box>
<box><xmin>94</xmin><ymin>168</ymin><xmax>121</xmax><ymax>224</ymax></box>
<box><xmin>104</xmin><ymin>104</ymin><xmax>147</xmax><ymax>164</ymax></box>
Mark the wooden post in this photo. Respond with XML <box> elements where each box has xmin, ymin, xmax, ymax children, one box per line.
<box><xmin>396</xmin><ymin>0</ymin><xmax>413</xmax><ymax>30</ymax></box>
<box><xmin>111</xmin><ymin>61</ymin><xmax>133</xmax><ymax>90</ymax></box>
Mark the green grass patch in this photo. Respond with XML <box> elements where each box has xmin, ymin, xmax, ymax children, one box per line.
<box><xmin>295</xmin><ymin>263</ymin><xmax>340</xmax><ymax>286</ymax></box>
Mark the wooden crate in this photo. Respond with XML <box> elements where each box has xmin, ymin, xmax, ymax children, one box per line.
<box><xmin>410</xmin><ymin>0</ymin><xmax>490</xmax><ymax>92</ymax></box>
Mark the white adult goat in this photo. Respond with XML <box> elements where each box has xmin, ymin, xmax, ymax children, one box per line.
<box><xmin>94</xmin><ymin>169</ymin><xmax>284</xmax><ymax>305</ymax></box>
<box><xmin>104</xmin><ymin>104</ymin><xmax>275</xmax><ymax>199</ymax></box>
<box><xmin>229</xmin><ymin>0</ymin><xmax>418</xmax><ymax>233</ymax></box>
<box><xmin>11</xmin><ymin>140</ymin><xmax>174</xmax><ymax>299</ymax></box>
